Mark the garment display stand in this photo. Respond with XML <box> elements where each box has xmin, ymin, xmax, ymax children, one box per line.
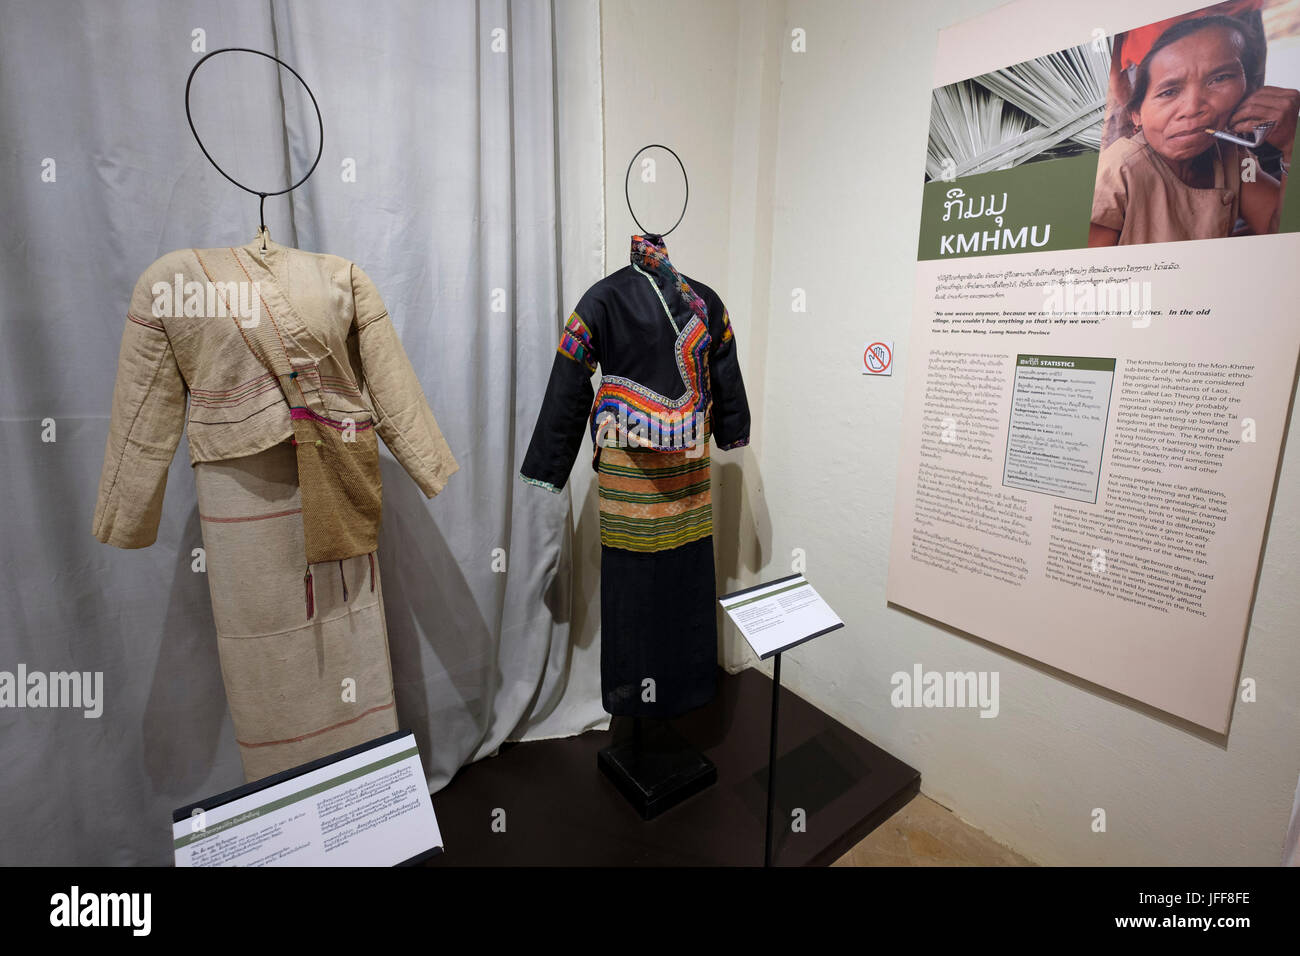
<box><xmin>596</xmin><ymin>144</ymin><xmax>716</xmax><ymax>821</ymax></box>
<box><xmin>597</xmin><ymin>716</ymin><xmax>717</xmax><ymax>820</ymax></box>
<box><xmin>623</xmin><ymin>142</ymin><xmax>689</xmax><ymax>237</ymax></box>
<box><xmin>185</xmin><ymin>47</ymin><xmax>325</xmax><ymax>247</ymax></box>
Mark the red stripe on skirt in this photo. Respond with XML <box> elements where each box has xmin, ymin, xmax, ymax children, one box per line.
<box><xmin>236</xmin><ymin>701</ymin><xmax>396</xmax><ymax>749</ymax></box>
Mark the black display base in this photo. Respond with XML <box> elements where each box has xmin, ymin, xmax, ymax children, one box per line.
<box><xmin>428</xmin><ymin>668</ymin><xmax>920</xmax><ymax>866</ymax></box>
<box><xmin>597</xmin><ymin>718</ymin><xmax>717</xmax><ymax>820</ymax></box>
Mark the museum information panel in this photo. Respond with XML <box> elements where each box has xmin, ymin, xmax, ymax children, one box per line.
<box><xmin>888</xmin><ymin>0</ymin><xmax>1300</xmax><ymax>732</ymax></box>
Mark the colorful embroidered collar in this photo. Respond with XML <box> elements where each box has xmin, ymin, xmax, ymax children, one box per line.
<box><xmin>630</xmin><ymin>234</ymin><xmax>709</xmax><ymax>327</ymax></box>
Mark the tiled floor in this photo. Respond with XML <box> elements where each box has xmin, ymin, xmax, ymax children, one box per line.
<box><xmin>834</xmin><ymin>794</ymin><xmax>1034</xmax><ymax>866</ymax></box>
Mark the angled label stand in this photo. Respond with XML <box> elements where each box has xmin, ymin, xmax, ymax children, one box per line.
<box><xmin>719</xmin><ymin>573</ymin><xmax>844</xmax><ymax>659</ymax></box>
<box><xmin>172</xmin><ymin>730</ymin><xmax>442</xmax><ymax>867</ymax></box>
<box><xmin>720</xmin><ymin>574</ymin><xmax>845</xmax><ymax>865</ymax></box>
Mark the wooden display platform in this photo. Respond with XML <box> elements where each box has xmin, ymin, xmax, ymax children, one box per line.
<box><xmin>426</xmin><ymin>666</ymin><xmax>920</xmax><ymax>866</ymax></box>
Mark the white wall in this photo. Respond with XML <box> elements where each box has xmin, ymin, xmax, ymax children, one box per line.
<box><xmin>598</xmin><ymin>0</ymin><xmax>1300</xmax><ymax>865</ymax></box>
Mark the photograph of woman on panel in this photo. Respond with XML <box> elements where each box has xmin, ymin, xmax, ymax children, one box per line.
<box><xmin>1089</xmin><ymin>0</ymin><xmax>1300</xmax><ymax>246</ymax></box>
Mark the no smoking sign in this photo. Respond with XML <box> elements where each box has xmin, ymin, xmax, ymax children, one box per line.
<box><xmin>862</xmin><ymin>341</ymin><xmax>893</xmax><ymax>376</ymax></box>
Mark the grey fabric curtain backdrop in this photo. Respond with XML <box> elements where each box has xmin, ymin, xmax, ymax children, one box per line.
<box><xmin>0</xmin><ymin>0</ymin><xmax>607</xmax><ymax>865</ymax></box>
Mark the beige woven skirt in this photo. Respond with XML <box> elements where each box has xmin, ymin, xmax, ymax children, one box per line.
<box><xmin>194</xmin><ymin>443</ymin><xmax>399</xmax><ymax>783</ymax></box>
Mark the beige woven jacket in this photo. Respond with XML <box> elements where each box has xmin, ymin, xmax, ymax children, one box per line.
<box><xmin>93</xmin><ymin>235</ymin><xmax>458</xmax><ymax>550</ymax></box>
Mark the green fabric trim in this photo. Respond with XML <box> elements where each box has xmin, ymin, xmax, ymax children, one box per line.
<box><xmin>520</xmin><ymin>473</ymin><xmax>563</xmax><ymax>494</ymax></box>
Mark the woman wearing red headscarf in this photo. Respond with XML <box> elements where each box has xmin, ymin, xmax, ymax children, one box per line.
<box><xmin>1089</xmin><ymin>6</ymin><xmax>1298</xmax><ymax>245</ymax></box>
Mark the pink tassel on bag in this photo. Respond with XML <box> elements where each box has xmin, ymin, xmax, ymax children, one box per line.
<box><xmin>338</xmin><ymin>559</ymin><xmax>348</xmax><ymax>603</ymax></box>
<box><xmin>368</xmin><ymin>552</ymin><xmax>375</xmax><ymax>592</ymax></box>
<box><xmin>304</xmin><ymin>566</ymin><xmax>315</xmax><ymax>620</ymax></box>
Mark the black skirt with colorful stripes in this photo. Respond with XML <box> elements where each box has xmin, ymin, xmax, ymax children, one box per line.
<box><xmin>596</xmin><ymin>438</ymin><xmax>717</xmax><ymax>717</ymax></box>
